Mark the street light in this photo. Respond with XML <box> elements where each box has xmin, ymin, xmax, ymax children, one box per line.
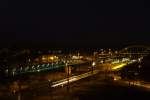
<box><xmin>92</xmin><ymin>62</ymin><xmax>96</xmax><ymax>74</ymax></box>
<box><xmin>92</xmin><ymin>61</ymin><xmax>96</xmax><ymax>66</ymax></box>
<box><xmin>48</xmin><ymin>79</ymin><xmax>51</xmax><ymax>87</ymax></box>
<box><xmin>65</xmin><ymin>62</ymin><xmax>70</xmax><ymax>91</ymax></box>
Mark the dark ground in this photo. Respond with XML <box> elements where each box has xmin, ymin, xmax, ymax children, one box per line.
<box><xmin>19</xmin><ymin>74</ymin><xmax>150</xmax><ymax>100</ymax></box>
<box><xmin>0</xmin><ymin>72</ymin><xmax>150</xmax><ymax>100</ymax></box>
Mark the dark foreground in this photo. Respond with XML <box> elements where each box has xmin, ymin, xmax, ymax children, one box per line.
<box><xmin>1</xmin><ymin>73</ymin><xmax>150</xmax><ymax>100</ymax></box>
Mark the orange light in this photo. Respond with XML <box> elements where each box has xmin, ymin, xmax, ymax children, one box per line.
<box><xmin>50</xmin><ymin>56</ymin><xmax>54</xmax><ymax>60</ymax></box>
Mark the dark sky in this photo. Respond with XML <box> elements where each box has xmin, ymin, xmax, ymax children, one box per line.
<box><xmin>0</xmin><ymin>1</ymin><xmax>149</xmax><ymax>48</ymax></box>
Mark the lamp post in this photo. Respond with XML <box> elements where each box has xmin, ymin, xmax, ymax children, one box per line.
<box><xmin>92</xmin><ymin>62</ymin><xmax>96</xmax><ymax>75</ymax></box>
<box><xmin>66</xmin><ymin>62</ymin><xmax>70</xmax><ymax>91</ymax></box>
<box><xmin>12</xmin><ymin>81</ymin><xmax>21</xmax><ymax>100</ymax></box>
<box><xmin>48</xmin><ymin>79</ymin><xmax>51</xmax><ymax>87</ymax></box>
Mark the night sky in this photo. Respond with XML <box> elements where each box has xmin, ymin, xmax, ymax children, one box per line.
<box><xmin>0</xmin><ymin>1</ymin><xmax>149</xmax><ymax>48</ymax></box>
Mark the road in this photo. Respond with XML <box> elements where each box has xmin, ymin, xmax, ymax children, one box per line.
<box><xmin>51</xmin><ymin>70</ymin><xmax>99</xmax><ymax>87</ymax></box>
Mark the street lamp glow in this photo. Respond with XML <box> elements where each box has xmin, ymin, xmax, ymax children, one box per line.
<box><xmin>50</xmin><ymin>56</ymin><xmax>54</xmax><ymax>60</ymax></box>
<box><xmin>37</xmin><ymin>70</ymin><xmax>40</xmax><ymax>72</ymax></box>
<box><xmin>92</xmin><ymin>62</ymin><xmax>96</xmax><ymax>66</ymax></box>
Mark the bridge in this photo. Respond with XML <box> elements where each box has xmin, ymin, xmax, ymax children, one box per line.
<box><xmin>117</xmin><ymin>45</ymin><xmax>150</xmax><ymax>59</ymax></box>
<box><xmin>97</xmin><ymin>45</ymin><xmax>150</xmax><ymax>58</ymax></box>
